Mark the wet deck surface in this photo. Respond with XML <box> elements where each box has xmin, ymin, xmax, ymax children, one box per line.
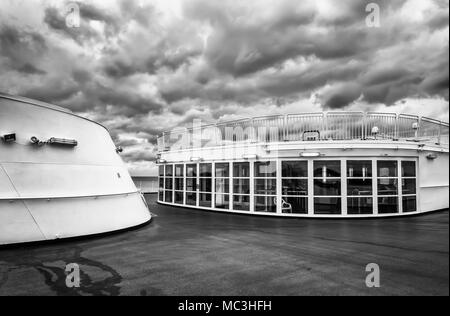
<box><xmin>0</xmin><ymin>195</ymin><xmax>448</xmax><ymax>296</ymax></box>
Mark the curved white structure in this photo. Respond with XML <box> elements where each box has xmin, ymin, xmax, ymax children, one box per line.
<box><xmin>0</xmin><ymin>93</ymin><xmax>151</xmax><ymax>245</ymax></box>
<box><xmin>157</xmin><ymin>112</ymin><xmax>449</xmax><ymax>218</ymax></box>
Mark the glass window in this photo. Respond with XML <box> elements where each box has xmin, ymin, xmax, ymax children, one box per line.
<box><xmin>164</xmin><ymin>191</ymin><xmax>173</xmax><ymax>203</ymax></box>
<box><xmin>174</xmin><ymin>191</ymin><xmax>183</xmax><ymax>204</ymax></box>
<box><xmin>378</xmin><ymin>197</ymin><xmax>398</xmax><ymax>214</ymax></box>
<box><xmin>402</xmin><ymin>179</ymin><xmax>416</xmax><ymax>195</ymax></box>
<box><xmin>159</xmin><ymin>165</ymin><xmax>164</xmax><ymax>176</ymax></box>
<box><xmin>314</xmin><ymin>179</ymin><xmax>341</xmax><ymax>196</ymax></box>
<box><xmin>233</xmin><ymin>179</ymin><xmax>250</xmax><ymax>194</ymax></box>
<box><xmin>402</xmin><ymin>161</ymin><xmax>416</xmax><ymax>177</ymax></box>
<box><xmin>378</xmin><ymin>179</ymin><xmax>398</xmax><ymax>195</ymax></box>
<box><xmin>199</xmin><ymin>193</ymin><xmax>211</xmax><ymax>207</ymax></box>
<box><xmin>314</xmin><ymin>198</ymin><xmax>341</xmax><ymax>215</ymax></box>
<box><xmin>233</xmin><ymin>195</ymin><xmax>250</xmax><ymax>211</ymax></box>
<box><xmin>255</xmin><ymin>161</ymin><xmax>277</xmax><ymax>177</ymax></box>
<box><xmin>200</xmin><ymin>178</ymin><xmax>212</xmax><ymax>192</ymax></box>
<box><xmin>215</xmin><ymin>194</ymin><xmax>229</xmax><ymax>209</ymax></box>
<box><xmin>314</xmin><ymin>161</ymin><xmax>340</xmax><ymax>178</ymax></box>
<box><xmin>347</xmin><ymin>161</ymin><xmax>372</xmax><ymax>178</ymax></box>
<box><xmin>199</xmin><ymin>164</ymin><xmax>212</xmax><ymax>177</ymax></box>
<box><xmin>159</xmin><ymin>177</ymin><xmax>164</xmax><ymax>189</ymax></box>
<box><xmin>215</xmin><ymin>179</ymin><xmax>229</xmax><ymax>193</ymax></box>
<box><xmin>158</xmin><ymin>189</ymin><xmax>164</xmax><ymax>201</ymax></box>
<box><xmin>255</xmin><ymin>196</ymin><xmax>276</xmax><ymax>213</ymax></box>
<box><xmin>165</xmin><ymin>165</ymin><xmax>173</xmax><ymax>177</ymax></box>
<box><xmin>255</xmin><ymin>179</ymin><xmax>277</xmax><ymax>195</ymax></box>
<box><xmin>175</xmin><ymin>178</ymin><xmax>184</xmax><ymax>191</ymax></box>
<box><xmin>215</xmin><ymin>163</ymin><xmax>229</xmax><ymax>177</ymax></box>
<box><xmin>186</xmin><ymin>192</ymin><xmax>196</xmax><ymax>206</ymax></box>
<box><xmin>282</xmin><ymin>179</ymin><xmax>308</xmax><ymax>196</ymax></box>
<box><xmin>347</xmin><ymin>179</ymin><xmax>372</xmax><ymax>195</ymax></box>
<box><xmin>377</xmin><ymin>161</ymin><xmax>398</xmax><ymax>177</ymax></box>
<box><xmin>175</xmin><ymin>164</ymin><xmax>184</xmax><ymax>177</ymax></box>
<box><xmin>186</xmin><ymin>178</ymin><xmax>197</xmax><ymax>191</ymax></box>
<box><xmin>165</xmin><ymin>178</ymin><xmax>173</xmax><ymax>190</ymax></box>
<box><xmin>233</xmin><ymin>162</ymin><xmax>250</xmax><ymax>177</ymax></box>
<box><xmin>282</xmin><ymin>196</ymin><xmax>308</xmax><ymax>214</ymax></box>
<box><xmin>186</xmin><ymin>164</ymin><xmax>197</xmax><ymax>177</ymax></box>
<box><xmin>348</xmin><ymin>197</ymin><xmax>373</xmax><ymax>215</ymax></box>
<box><xmin>282</xmin><ymin>161</ymin><xmax>307</xmax><ymax>178</ymax></box>
<box><xmin>403</xmin><ymin>196</ymin><xmax>417</xmax><ymax>213</ymax></box>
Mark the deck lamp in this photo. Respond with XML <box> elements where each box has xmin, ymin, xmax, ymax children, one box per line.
<box><xmin>190</xmin><ymin>157</ymin><xmax>203</xmax><ymax>162</ymax></box>
<box><xmin>300</xmin><ymin>152</ymin><xmax>321</xmax><ymax>157</ymax></box>
<box><xmin>242</xmin><ymin>154</ymin><xmax>258</xmax><ymax>159</ymax></box>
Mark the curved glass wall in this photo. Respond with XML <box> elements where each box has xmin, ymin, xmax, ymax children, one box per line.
<box><xmin>158</xmin><ymin>158</ymin><xmax>419</xmax><ymax>217</ymax></box>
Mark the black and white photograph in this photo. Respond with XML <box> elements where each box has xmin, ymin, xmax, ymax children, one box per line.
<box><xmin>0</xmin><ymin>0</ymin><xmax>448</xmax><ymax>300</ymax></box>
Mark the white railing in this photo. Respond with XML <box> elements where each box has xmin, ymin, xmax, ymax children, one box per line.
<box><xmin>157</xmin><ymin>112</ymin><xmax>449</xmax><ymax>152</ymax></box>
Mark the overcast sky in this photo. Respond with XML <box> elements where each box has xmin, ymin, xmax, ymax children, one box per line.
<box><xmin>0</xmin><ymin>0</ymin><xmax>448</xmax><ymax>175</ymax></box>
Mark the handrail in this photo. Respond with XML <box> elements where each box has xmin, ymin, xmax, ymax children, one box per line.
<box><xmin>157</xmin><ymin>112</ymin><xmax>449</xmax><ymax>151</ymax></box>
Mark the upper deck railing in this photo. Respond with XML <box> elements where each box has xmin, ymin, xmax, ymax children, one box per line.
<box><xmin>157</xmin><ymin>112</ymin><xmax>449</xmax><ymax>152</ymax></box>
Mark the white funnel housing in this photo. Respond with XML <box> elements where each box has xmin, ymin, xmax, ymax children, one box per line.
<box><xmin>0</xmin><ymin>93</ymin><xmax>151</xmax><ymax>245</ymax></box>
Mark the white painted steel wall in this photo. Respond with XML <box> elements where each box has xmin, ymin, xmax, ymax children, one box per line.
<box><xmin>0</xmin><ymin>95</ymin><xmax>151</xmax><ymax>245</ymax></box>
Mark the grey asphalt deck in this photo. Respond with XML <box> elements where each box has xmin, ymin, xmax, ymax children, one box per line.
<box><xmin>0</xmin><ymin>194</ymin><xmax>448</xmax><ymax>296</ymax></box>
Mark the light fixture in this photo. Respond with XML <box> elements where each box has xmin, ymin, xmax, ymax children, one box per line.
<box><xmin>242</xmin><ymin>154</ymin><xmax>257</xmax><ymax>159</ymax></box>
<box><xmin>190</xmin><ymin>157</ymin><xmax>203</xmax><ymax>162</ymax></box>
<box><xmin>426</xmin><ymin>153</ymin><xmax>438</xmax><ymax>160</ymax></box>
<box><xmin>371</xmin><ymin>126</ymin><xmax>379</xmax><ymax>139</ymax></box>
<box><xmin>300</xmin><ymin>152</ymin><xmax>321</xmax><ymax>157</ymax></box>
<box><xmin>116</xmin><ymin>146</ymin><xmax>123</xmax><ymax>153</ymax></box>
<box><xmin>157</xmin><ymin>159</ymin><xmax>167</xmax><ymax>164</ymax></box>
<box><xmin>1</xmin><ymin>133</ymin><xmax>16</xmax><ymax>143</ymax></box>
<box><xmin>48</xmin><ymin>137</ymin><xmax>78</xmax><ymax>147</ymax></box>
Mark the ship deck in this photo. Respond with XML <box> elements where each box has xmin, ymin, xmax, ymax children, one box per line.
<box><xmin>0</xmin><ymin>194</ymin><xmax>448</xmax><ymax>296</ymax></box>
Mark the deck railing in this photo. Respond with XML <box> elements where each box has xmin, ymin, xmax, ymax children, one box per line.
<box><xmin>157</xmin><ymin>112</ymin><xmax>449</xmax><ymax>152</ymax></box>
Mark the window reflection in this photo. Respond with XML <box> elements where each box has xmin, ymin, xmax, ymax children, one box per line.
<box><xmin>255</xmin><ymin>196</ymin><xmax>276</xmax><ymax>213</ymax></box>
<box><xmin>348</xmin><ymin>197</ymin><xmax>373</xmax><ymax>214</ymax></box>
<box><xmin>314</xmin><ymin>198</ymin><xmax>341</xmax><ymax>215</ymax></box>
<box><xmin>403</xmin><ymin>196</ymin><xmax>417</xmax><ymax>213</ymax></box>
<box><xmin>233</xmin><ymin>195</ymin><xmax>250</xmax><ymax>211</ymax></box>
<box><xmin>314</xmin><ymin>179</ymin><xmax>341</xmax><ymax>196</ymax></box>
<box><xmin>347</xmin><ymin>179</ymin><xmax>372</xmax><ymax>195</ymax></box>
<box><xmin>377</xmin><ymin>161</ymin><xmax>397</xmax><ymax>177</ymax></box>
<box><xmin>347</xmin><ymin>161</ymin><xmax>372</xmax><ymax>178</ymax></box>
<box><xmin>402</xmin><ymin>161</ymin><xmax>416</xmax><ymax>177</ymax></box>
<box><xmin>255</xmin><ymin>161</ymin><xmax>277</xmax><ymax>177</ymax></box>
<box><xmin>282</xmin><ymin>161</ymin><xmax>307</xmax><ymax>178</ymax></box>
<box><xmin>314</xmin><ymin>161</ymin><xmax>340</xmax><ymax>178</ymax></box>
<box><xmin>378</xmin><ymin>197</ymin><xmax>398</xmax><ymax>214</ymax></box>
<box><xmin>377</xmin><ymin>179</ymin><xmax>398</xmax><ymax>195</ymax></box>
<box><xmin>282</xmin><ymin>179</ymin><xmax>308</xmax><ymax>196</ymax></box>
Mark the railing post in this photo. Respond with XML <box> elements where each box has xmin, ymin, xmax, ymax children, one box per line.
<box><xmin>283</xmin><ymin>114</ymin><xmax>288</xmax><ymax>141</ymax></box>
<box><xmin>395</xmin><ymin>114</ymin><xmax>399</xmax><ymax>140</ymax></box>
<box><xmin>438</xmin><ymin>121</ymin><xmax>442</xmax><ymax>145</ymax></box>
<box><xmin>362</xmin><ymin>112</ymin><xmax>367</xmax><ymax>140</ymax></box>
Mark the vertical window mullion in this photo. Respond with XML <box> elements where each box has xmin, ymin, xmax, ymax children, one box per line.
<box><xmin>342</xmin><ymin>160</ymin><xmax>347</xmax><ymax>216</ymax></box>
<box><xmin>372</xmin><ymin>159</ymin><xmax>378</xmax><ymax>215</ymax></box>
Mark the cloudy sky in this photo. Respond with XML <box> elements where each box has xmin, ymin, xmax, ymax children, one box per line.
<box><xmin>0</xmin><ymin>0</ymin><xmax>448</xmax><ymax>175</ymax></box>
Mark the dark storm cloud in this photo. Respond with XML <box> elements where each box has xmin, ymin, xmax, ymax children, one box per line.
<box><xmin>0</xmin><ymin>25</ymin><xmax>47</xmax><ymax>72</ymax></box>
<box><xmin>1</xmin><ymin>0</ymin><xmax>449</xmax><ymax>169</ymax></box>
